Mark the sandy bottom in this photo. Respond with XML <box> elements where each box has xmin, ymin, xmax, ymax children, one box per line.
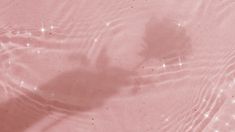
<box><xmin>1</xmin><ymin>0</ymin><xmax>235</xmax><ymax>132</ymax></box>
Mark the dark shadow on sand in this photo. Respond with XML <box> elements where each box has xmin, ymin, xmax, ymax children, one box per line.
<box><xmin>0</xmin><ymin>48</ymin><xmax>136</xmax><ymax>132</ymax></box>
<box><xmin>0</xmin><ymin>17</ymin><xmax>194</xmax><ymax>132</ymax></box>
<box><xmin>138</xmin><ymin>17</ymin><xmax>193</xmax><ymax>66</ymax></box>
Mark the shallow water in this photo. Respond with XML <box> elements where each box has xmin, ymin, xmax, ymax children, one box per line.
<box><xmin>1</xmin><ymin>0</ymin><xmax>235</xmax><ymax>132</ymax></box>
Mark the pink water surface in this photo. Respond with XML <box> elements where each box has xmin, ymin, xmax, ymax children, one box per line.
<box><xmin>1</xmin><ymin>0</ymin><xmax>235</xmax><ymax>132</ymax></box>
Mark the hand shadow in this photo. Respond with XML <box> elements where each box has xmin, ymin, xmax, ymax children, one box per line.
<box><xmin>0</xmin><ymin>47</ymin><xmax>136</xmax><ymax>132</ymax></box>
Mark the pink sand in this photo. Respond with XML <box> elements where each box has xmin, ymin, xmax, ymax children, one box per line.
<box><xmin>0</xmin><ymin>0</ymin><xmax>235</xmax><ymax>132</ymax></box>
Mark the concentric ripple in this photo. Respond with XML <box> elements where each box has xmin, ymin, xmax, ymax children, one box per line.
<box><xmin>1</xmin><ymin>0</ymin><xmax>235</xmax><ymax>132</ymax></box>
